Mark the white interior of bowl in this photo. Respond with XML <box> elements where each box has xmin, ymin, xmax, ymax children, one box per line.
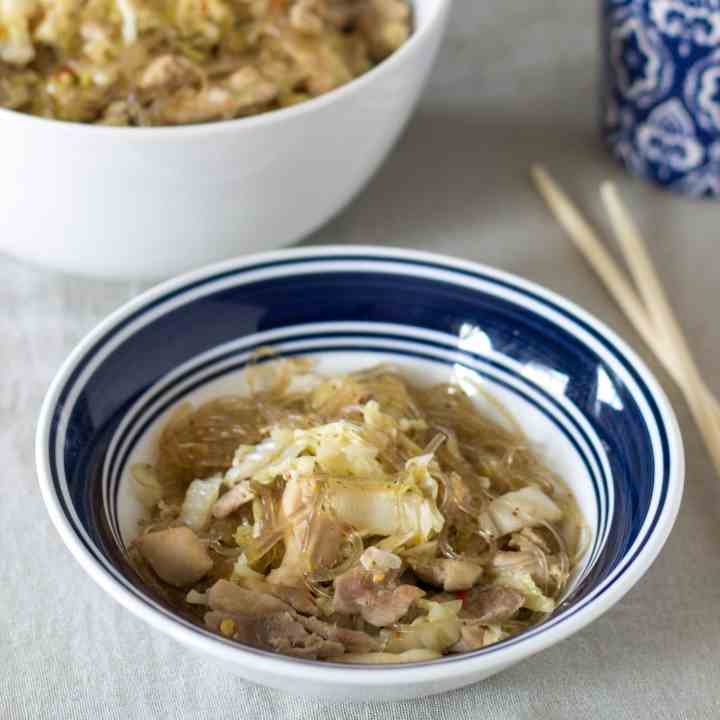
<box><xmin>117</xmin><ymin>351</ymin><xmax>604</xmax><ymax>600</ymax></box>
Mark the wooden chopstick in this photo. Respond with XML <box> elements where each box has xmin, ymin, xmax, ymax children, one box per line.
<box><xmin>600</xmin><ymin>183</ymin><xmax>720</xmax><ymax>469</ymax></box>
<box><xmin>599</xmin><ymin>183</ymin><xmax>676</xmax><ymax>349</ymax></box>
<box><xmin>531</xmin><ymin>165</ymin><xmax>720</xmax><ymax>476</ymax></box>
<box><xmin>531</xmin><ymin>166</ymin><xmax>683</xmax><ymax>385</ymax></box>
<box><xmin>600</xmin><ymin>183</ymin><xmax>720</xmax><ymax>425</ymax></box>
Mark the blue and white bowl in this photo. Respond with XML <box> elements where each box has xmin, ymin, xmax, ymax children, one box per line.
<box><xmin>36</xmin><ymin>247</ymin><xmax>684</xmax><ymax>702</ymax></box>
<box><xmin>601</xmin><ymin>0</ymin><xmax>720</xmax><ymax>197</ymax></box>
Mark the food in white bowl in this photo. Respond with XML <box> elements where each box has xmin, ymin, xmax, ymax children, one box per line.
<box><xmin>0</xmin><ymin>1</ymin><xmax>450</xmax><ymax>279</ymax></box>
<box><xmin>35</xmin><ymin>247</ymin><xmax>684</xmax><ymax>701</ymax></box>
<box><xmin>129</xmin><ymin>357</ymin><xmax>587</xmax><ymax>663</ymax></box>
<box><xmin>0</xmin><ymin>0</ymin><xmax>412</xmax><ymax>125</ymax></box>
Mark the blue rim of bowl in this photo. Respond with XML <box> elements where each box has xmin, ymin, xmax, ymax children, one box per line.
<box><xmin>36</xmin><ymin>246</ymin><xmax>684</xmax><ymax>678</ymax></box>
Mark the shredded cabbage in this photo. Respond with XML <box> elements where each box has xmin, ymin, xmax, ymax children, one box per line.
<box><xmin>114</xmin><ymin>0</ymin><xmax>137</xmax><ymax>44</ymax></box>
<box><xmin>300</xmin><ymin>421</ymin><xmax>388</xmax><ymax>479</ymax></box>
<box><xmin>328</xmin><ymin>483</ymin><xmax>443</xmax><ymax>541</ymax></box>
<box><xmin>374</xmin><ymin>532</ymin><xmax>417</xmax><ymax>552</ymax></box>
<box><xmin>230</xmin><ymin>553</ymin><xmax>265</xmax><ymax>583</ymax></box>
<box><xmin>382</xmin><ymin>599</ymin><xmax>463</xmax><ymax>653</ymax></box>
<box><xmin>359</xmin><ymin>546</ymin><xmax>402</xmax><ymax>572</ymax></box>
<box><xmin>179</xmin><ymin>474</ymin><xmax>222</xmax><ymax>532</ymax></box>
<box><xmin>493</xmin><ymin>569</ymin><xmax>556</xmax><ymax>613</ymax></box>
<box><xmin>487</xmin><ymin>485</ymin><xmax>562</xmax><ymax>536</ymax></box>
<box><xmin>0</xmin><ymin>0</ymin><xmax>38</xmax><ymax>64</ymax></box>
<box><xmin>226</xmin><ymin>428</ymin><xmax>296</xmax><ymax>485</ymax></box>
<box><xmin>132</xmin><ymin>463</ymin><xmax>163</xmax><ymax>509</ymax></box>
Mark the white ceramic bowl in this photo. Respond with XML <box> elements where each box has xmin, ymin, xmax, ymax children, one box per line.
<box><xmin>0</xmin><ymin>1</ymin><xmax>451</xmax><ymax>280</ymax></box>
<box><xmin>36</xmin><ymin>247</ymin><xmax>684</xmax><ymax>702</ymax></box>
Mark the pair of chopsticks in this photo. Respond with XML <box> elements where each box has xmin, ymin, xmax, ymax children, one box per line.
<box><xmin>531</xmin><ymin>165</ymin><xmax>720</xmax><ymax>477</ymax></box>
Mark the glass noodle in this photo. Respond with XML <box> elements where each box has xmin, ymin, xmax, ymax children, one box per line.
<box><xmin>129</xmin><ymin>353</ymin><xmax>587</xmax><ymax>663</ymax></box>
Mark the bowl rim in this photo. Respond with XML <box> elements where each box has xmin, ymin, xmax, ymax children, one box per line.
<box><xmin>35</xmin><ymin>245</ymin><xmax>684</xmax><ymax>686</ymax></box>
<box><xmin>0</xmin><ymin>0</ymin><xmax>449</xmax><ymax>140</ymax></box>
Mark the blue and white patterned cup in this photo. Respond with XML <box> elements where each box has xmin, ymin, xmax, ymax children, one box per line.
<box><xmin>601</xmin><ymin>0</ymin><xmax>720</xmax><ymax>197</ymax></box>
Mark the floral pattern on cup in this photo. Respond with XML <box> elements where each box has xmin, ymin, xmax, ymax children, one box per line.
<box><xmin>602</xmin><ymin>0</ymin><xmax>720</xmax><ymax>197</ymax></box>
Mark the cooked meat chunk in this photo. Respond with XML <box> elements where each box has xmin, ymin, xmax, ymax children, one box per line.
<box><xmin>204</xmin><ymin>610</ymin><xmax>344</xmax><ymax>659</ymax></box>
<box><xmin>408</xmin><ymin>558</ymin><xmax>483</xmax><ymax>592</ymax></box>
<box><xmin>237</xmin><ymin>577</ymin><xmax>319</xmax><ymax>616</ymax></box>
<box><xmin>459</xmin><ymin>586</ymin><xmax>525</xmax><ymax>623</ymax></box>
<box><xmin>268</xmin><ymin>489</ymin><xmax>343</xmax><ymax>587</ymax></box>
<box><xmin>207</xmin><ymin>579</ymin><xmax>292</xmax><ymax>617</ymax></box>
<box><xmin>297</xmin><ymin>615</ymin><xmax>382</xmax><ymax>653</ymax></box>
<box><xmin>283</xmin><ymin>636</ymin><xmax>346</xmax><ymax>659</ymax></box>
<box><xmin>137</xmin><ymin>527</ymin><xmax>212</xmax><ymax>587</ymax></box>
<box><xmin>205</xmin><ymin>579</ymin><xmax>376</xmax><ymax>657</ymax></box>
<box><xmin>332</xmin><ymin>565</ymin><xmax>424</xmax><ymax>627</ymax></box>
<box><xmin>303</xmin><ymin>512</ymin><xmax>346</xmax><ymax>570</ymax></box>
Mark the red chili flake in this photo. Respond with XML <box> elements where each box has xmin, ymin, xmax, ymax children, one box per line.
<box><xmin>455</xmin><ymin>590</ymin><xmax>468</xmax><ymax>605</ymax></box>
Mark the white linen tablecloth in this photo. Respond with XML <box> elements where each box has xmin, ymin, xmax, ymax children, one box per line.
<box><xmin>3</xmin><ymin>1</ymin><xmax>720</xmax><ymax>717</ymax></box>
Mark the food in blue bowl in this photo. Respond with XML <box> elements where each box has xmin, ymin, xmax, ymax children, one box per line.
<box><xmin>36</xmin><ymin>247</ymin><xmax>684</xmax><ymax>701</ymax></box>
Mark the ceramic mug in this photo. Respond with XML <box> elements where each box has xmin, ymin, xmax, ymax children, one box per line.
<box><xmin>601</xmin><ymin>0</ymin><xmax>720</xmax><ymax>197</ymax></box>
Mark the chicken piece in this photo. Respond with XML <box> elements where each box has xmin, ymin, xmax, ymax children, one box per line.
<box><xmin>282</xmin><ymin>636</ymin><xmax>346</xmax><ymax>659</ymax></box>
<box><xmin>204</xmin><ymin>609</ymin><xmax>345</xmax><ymax>659</ymax></box>
<box><xmin>206</xmin><ymin>581</ymin><xmax>372</xmax><ymax>657</ymax></box>
<box><xmin>408</xmin><ymin>558</ymin><xmax>483</xmax><ymax>592</ymax></box>
<box><xmin>212</xmin><ymin>481</ymin><xmax>256</xmax><ymax>518</ymax></box>
<box><xmin>459</xmin><ymin>586</ymin><xmax>525</xmax><ymax>623</ymax></box>
<box><xmin>332</xmin><ymin>565</ymin><xmax>424</xmax><ymax>627</ymax></box>
<box><xmin>137</xmin><ymin>527</ymin><xmax>213</xmax><ymax>587</ymax></box>
<box><xmin>237</xmin><ymin>576</ymin><xmax>319</xmax><ymax>616</ymax></box>
<box><xmin>207</xmin><ymin>579</ymin><xmax>292</xmax><ymax>617</ymax></box>
<box><xmin>297</xmin><ymin>615</ymin><xmax>382</xmax><ymax>653</ymax></box>
<box><xmin>268</xmin><ymin>475</ymin><xmax>343</xmax><ymax>586</ymax></box>
<box><xmin>139</xmin><ymin>54</ymin><xmax>199</xmax><ymax>92</ymax></box>
<box><xmin>303</xmin><ymin>512</ymin><xmax>346</xmax><ymax>569</ymax></box>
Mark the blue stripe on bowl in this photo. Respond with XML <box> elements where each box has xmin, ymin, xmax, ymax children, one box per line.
<box><xmin>44</xmin><ymin>251</ymin><xmax>672</xmax><ymax>669</ymax></box>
